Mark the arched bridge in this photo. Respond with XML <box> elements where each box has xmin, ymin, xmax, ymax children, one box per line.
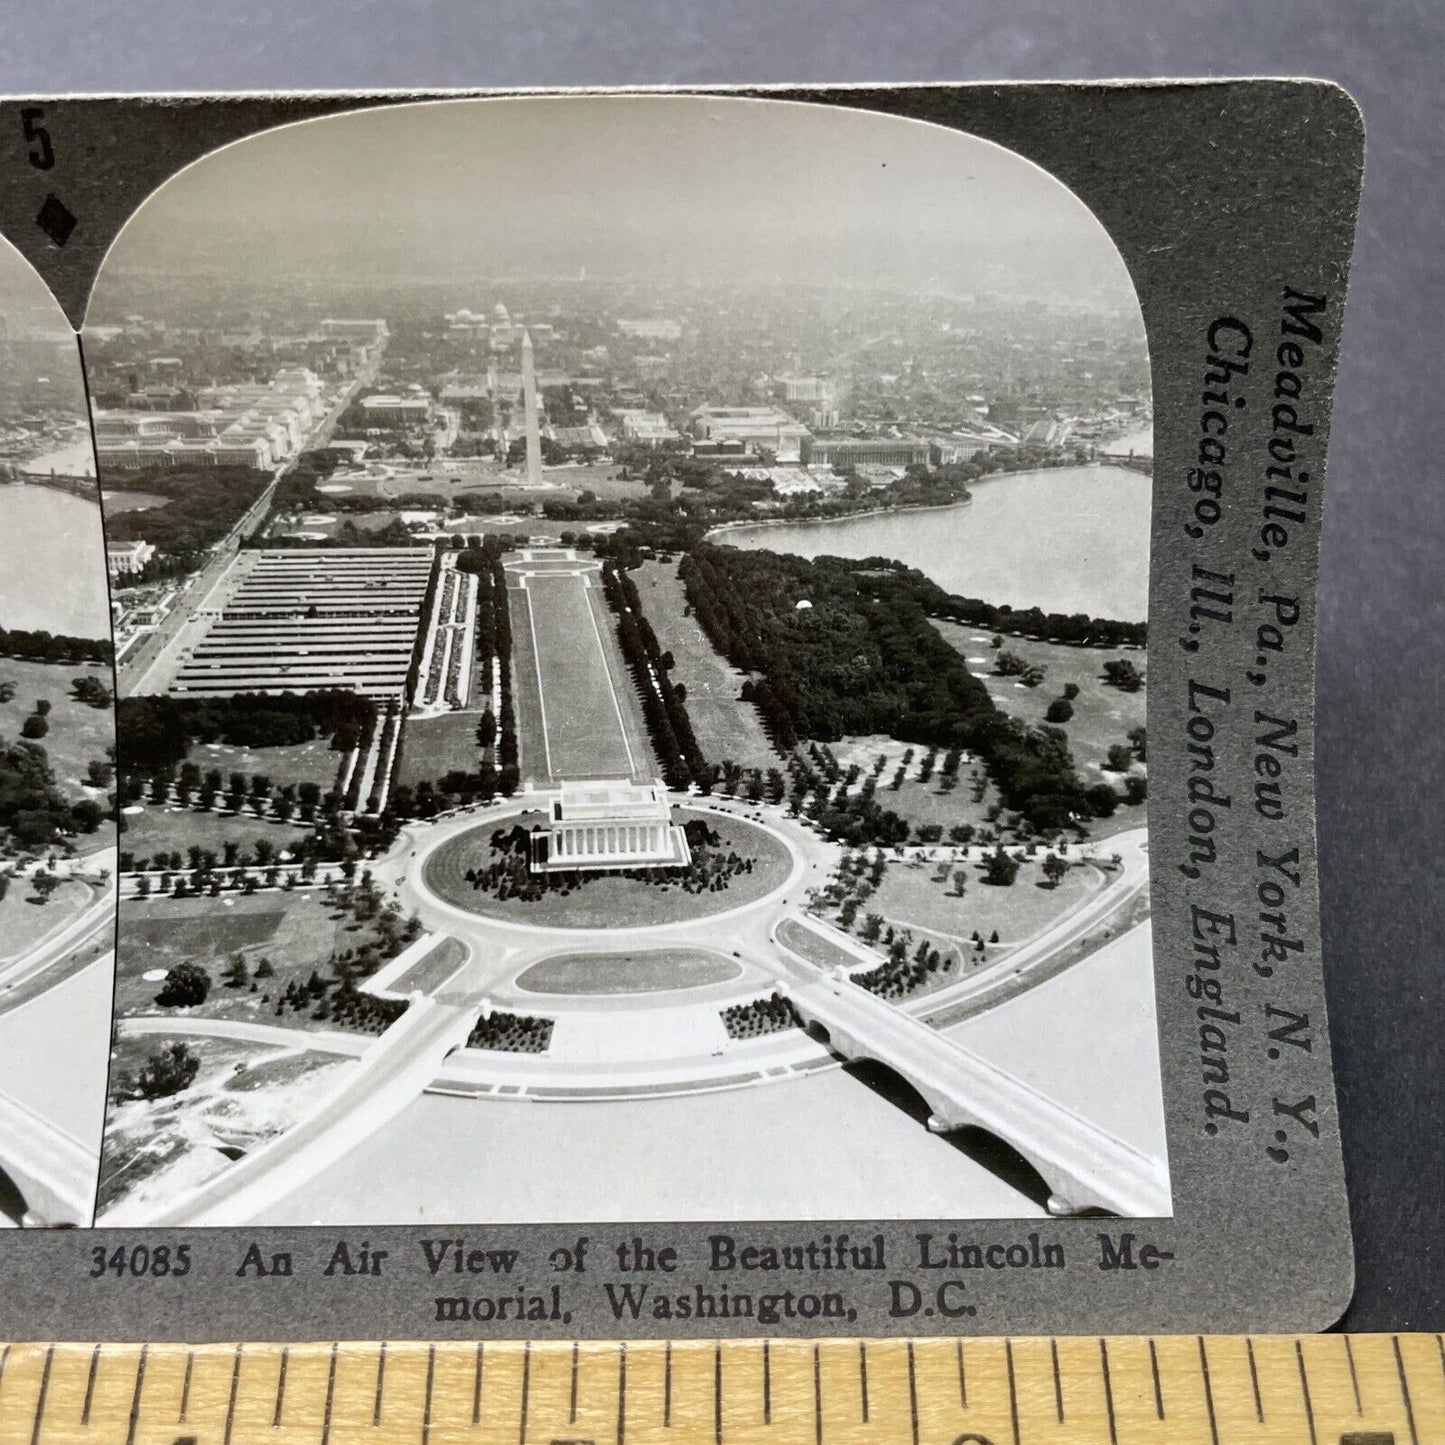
<box><xmin>774</xmin><ymin>921</ymin><xmax>1171</xmax><ymax>1218</ymax></box>
<box><xmin>0</xmin><ymin>1090</ymin><xmax>97</xmax><ymax>1227</ymax></box>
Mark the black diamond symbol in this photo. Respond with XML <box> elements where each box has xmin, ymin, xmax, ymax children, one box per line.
<box><xmin>36</xmin><ymin>192</ymin><xmax>77</xmax><ymax>247</ymax></box>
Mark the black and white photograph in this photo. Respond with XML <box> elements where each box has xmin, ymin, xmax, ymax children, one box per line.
<box><xmin>0</xmin><ymin>232</ymin><xmax>115</xmax><ymax>1228</ymax></box>
<box><xmin>89</xmin><ymin>95</ymin><xmax>1168</xmax><ymax>1228</ymax></box>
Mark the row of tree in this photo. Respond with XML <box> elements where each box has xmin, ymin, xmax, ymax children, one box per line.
<box><xmin>600</xmin><ymin>562</ymin><xmax>708</xmax><ymax>790</ymax></box>
<box><xmin>0</xmin><ymin>625</ymin><xmax>112</xmax><ymax>665</ymax></box>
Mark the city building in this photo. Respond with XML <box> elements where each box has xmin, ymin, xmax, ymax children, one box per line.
<box><xmin>106</xmin><ymin>540</ymin><xmax>155</xmax><ymax>577</ymax></box>
<box><xmin>690</xmin><ymin>405</ymin><xmax>812</xmax><ymax>461</ymax></box>
<box><xmin>169</xmin><ymin>547</ymin><xmax>436</xmax><ymax>698</ymax></box>
<box><xmin>614</xmin><ymin>409</ymin><xmax>681</xmax><ymax>446</ymax></box>
<box><xmin>529</xmin><ymin>781</ymin><xmax>692</xmax><ymax>874</ymax></box>
<box><xmin>359</xmin><ymin>393</ymin><xmax>434</xmax><ymax>426</ymax></box>
<box><xmin>802</xmin><ymin>434</ymin><xmax>932</xmax><ymax>469</ymax></box>
<box><xmin>617</xmin><ymin>319</ymin><xmax>682</xmax><ymax>342</ymax></box>
<box><xmin>94</xmin><ymin>366</ymin><xmax>330</xmax><ymax>472</ymax></box>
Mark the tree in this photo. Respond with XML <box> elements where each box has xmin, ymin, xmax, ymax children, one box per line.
<box><xmin>1041</xmin><ymin>853</ymin><xmax>1069</xmax><ymax>888</ymax></box>
<box><xmin>951</xmin><ymin>869</ymin><xmax>968</xmax><ymax>897</ymax></box>
<box><xmin>1044</xmin><ymin>698</ymin><xmax>1074</xmax><ymax>724</ymax></box>
<box><xmin>222</xmin><ymin>955</ymin><xmax>250</xmax><ymax>989</ymax></box>
<box><xmin>1062</xmin><ymin>682</ymin><xmax>1080</xmax><ymax>701</ymax></box>
<box><xmin>155</xmin><ymin>962</ymin><xmax>211</xmax><ymax>1007</ymax></box>
<box><xmin>20</xmin><ymin>713</ymin><xmax>48</xmax><ymax>740</ymax></box>
<box><xmin>131</xmin><ymin>1042</ymin><xmax>201</xmax><ymax>1100</ymax></box>
<box><xmin>1127</xmin><ymin>725</ymin><xmax>1147</xmax><ymax>761</ymax></box>
<box><xmin>981</xmin><ymin>847</ymin><xmax>1020</xmax><ymax>886</ymax></box>
<box><xmin>71</xmin><ymin>675</ymin><xmax>113</xmax><ymax>709</ymax></box>
<box><xmin>1124</xmin><ymin>775</ymin><xmax>1148</xmax><ymax>806</ymax></box>
<box><xmin>1103</xmin><ymin>659</ymin><xmax>1145</xmax><ymax>693</ymax></box>
<box><xmin>1105</xmin><ymin>743</ymin><xmax>1135</xmax><ymax>773</ymax></box>
<box><xmin>86</xmin><ymin>758</ymin><xmax>115</xmax><ymax>789</ymax></box>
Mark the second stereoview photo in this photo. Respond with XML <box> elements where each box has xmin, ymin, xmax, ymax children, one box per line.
<box><xmin>86</xmin><ymin>95</ymin><xmax>1164</xmax><ymax>1228</ymax></box>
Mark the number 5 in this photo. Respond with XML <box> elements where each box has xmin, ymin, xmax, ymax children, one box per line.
<box><xmin>21</xmin><ymin>107</ymin><xmax>53</xmax><ymax>170</ymax></box>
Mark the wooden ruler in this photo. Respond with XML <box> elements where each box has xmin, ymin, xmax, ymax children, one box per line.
<box><xmin>0</xmin><ymin>1335</ymin><xmax>1439</xmax><ymax>1445</ymax></box>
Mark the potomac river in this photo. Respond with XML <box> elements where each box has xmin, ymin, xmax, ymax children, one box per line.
<box><xmin>717</xmin><ymin>464</ymin><xmax>1151</xmax><ymax>623</ymax></box>
<box><xmin>0</xmin><ymin>483</ymin><xmax>110</xmax><ymax>637</ymax></box>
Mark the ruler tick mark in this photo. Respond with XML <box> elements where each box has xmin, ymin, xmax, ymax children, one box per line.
<box><xmin>663</xmin><ymin>1341</ymin><xmax>672</xmax><ymax>1427</ymax></box>
<box><xmin>520</xmin><ymin>1342</ymin><xmax>531</xmax><ymax>1445</ymax></box>
<box><xmin>82</xmin><ymin>1344</ymin><xmax>101</xmax><ymax>1426</ymax></box>
<box><xmin>1345</xmin><ymin>1335</ymin><xmax>1363</xmax><ymax>1413</ymax></box>
<box><xmin>1004</xmin><ymin>1340</ymin><xmax>1020</xmax><ymax>1445</ymax></box>
<box><xmin>1098</xmin><ymin>1339</ymin><xmax>1118</xmax><ymax>1445</ymax></box>
<box><xmin>179</xmin><ymin>1350</ymin><xmax>193</xmax><ymax>1425</ymax></box>
<box><xmin>29</xmin><ymin>1345</ymin><xmax>52</xmax><ymax>1445</ymax></box>
<box><xmin>1050</xmin><ymin>1338</ymin><xmax>1064</xmax><ymax>1422</ymax></box>
<box><xmin>223</xmin><ymin>1343</ymin><xmax>242</xmax><ymax>1445</ymax></box>
<box><xmin>907</xmin><ymin>1342</ymin><xmax>919</xmax><ymax>1445</ymax></box>
<box><xmin>473</xmin><ymin>1342</ymin><xmax>485</xmax><ymax>1427</ymax></box>
<box><xmin>423</xmin><ymin>1344</ymin><xmax>436</xmax><ymax>1445</ymax></box>
<box><xmin>1198</xmin><ymin>1337</ymin><xmax>1220</xmax><ymax>1445</ymax></box>
<box><xmin>956</xmin><ymin>1338</ymin><xmax>967</xmax><ymax>1408</ymax></box>
<box><xmin>572</xmin><ymin>1340</ymin><xmax>581</xmax><ymax>1424</ymax></box>
<box><xmin>859</xmin><ymin>1341</ymin><xmax>869</xmax><ymax>1423</ymax></box>
<box><xmin>1295</xmin><ymin>1340</ymin><xmax>1318</xmax><ymax>1445</ymax></box>
<box><xmin>321</xmin><ymin>1341</ymin><xmax>338</xmax><ymax>1445</ymax></box>
<box><xmin>813</xmin><ymin>1345</ymin><xmax>823</xmax><ymax>1445</ymax></box>
<box><xmin>374</xmin><ymin>1341</ymin><xmax>388</xmax><ymax>1428</ymax></box>
<box><xmin>275</xmin><ymin>1345</ymin><xmax>289</xmax><ymax>1428</ymax></box>
<box><xmin>763</xmin><ymin>1341</ymin><xmax>771</xmax><ymax>1425</ymax></box>
<box><xmin>124</xmin><ymin>1344</ymin><xmax>148</xmax><ymax>1445</ymax></box>
<box><xmin>1393</xmin><ymin>1335</ymin><xmax>1419</xmax><ymax>1445</ymax></box>
<box><xmin>1246</xmin><ymin>1337</ymin><xmax>1264</xmax><ymax>1422</ymax></box>
<box><xmin>1148</xmin><ymin>1337</ymin><xmax>1164</xmax><ymax>1419</ymax></box>
<box><xmin>617</xmin><ymin>1342</ymin><xmax>627</xmax><ymax>1445</ymax></box>
<box><xmin>714</xmin><ymin>1343</ymin><xmax>723</xmax><ymax>1445</ymax></box>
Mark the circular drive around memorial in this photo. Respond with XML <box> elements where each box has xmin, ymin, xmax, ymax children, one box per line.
<box><xmin>419</xmin><ymin>806</ymin><xmax>796</xmax><ymax>929</ymax></box>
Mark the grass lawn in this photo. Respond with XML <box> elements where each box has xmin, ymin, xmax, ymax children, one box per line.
<box><xmin>424</xmin><ymin>807</ymin><xmax>793</xmax><ymax>928</ymax></box>
<box><xmin>866</xmin><ymin>854</ymin><xmax>1103</xmax><ymax>946</ymax></box>
<box><xmin>506</xmin><ymin>569</ymin><xmax>656</xmax><ymax>785</ymax></box>
<box><xmin>116</xmin><ymin>889</ymin><xmax>364</xmax><ymax>1022</ymax></box>
<box><xmin>0</xmin><ymin>877</ymin><xmax>93</xmax><ymax>963</ymax></box>
<box><xmin>119</xmin><ymin>805</ymin><xmax>314</xmax><ymax>866</ymax></box>
<box><xmin>397</xmin><ymin>711</ymin><xmax>486</xmax><ymax>789</ymax></box>
<box><xmin>188</xmin><ymin>737</ymin><xmax>345</xmax><ymax>793</ymax></box>
<box><xmin>633</xmin><ymin>560</ymin><xmax>778</xmax><ymax>774</ymax></box>
<box><xmin>516</xmin><ymin>949</ymin><xmax>741</xmax><ymax>995</ymax></box>
<box><xmin>825</xmin><ymin>735</ymin><xmax>1002</xmax><ymax>837</ymax></box>
<box><xmin>0</xmin><ymin>657</ymin><xmax>114</xmax><ymax>799</ymax></box>
<box><xmin>99</xmin><ymin>490</ymin><xmax>168</xmax><ymax>514</ymax></box>
<box><xmin>932</xmin><ymin>621</ymin><xmax>1146</xmax><ymax>781</ymax></box>
<box><xmin>384</xmin><ymin>936</ymin><xmax>468</xmax><ymax>995</ymax></box>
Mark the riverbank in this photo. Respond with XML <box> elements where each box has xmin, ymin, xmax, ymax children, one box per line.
<box><xmin>702</xmin><ymin>459</ymin><xmax>1150</xmax><ymax>548</ymax></box>
<box><xmin>712</xmin><ymin>463</ymin><xmax>1151</xmax><ymax>623</ymax></box>
<box><xmin>1</xmin><ymin>471</ymin><xmax>97</xmax><ymax>500</ymax></box>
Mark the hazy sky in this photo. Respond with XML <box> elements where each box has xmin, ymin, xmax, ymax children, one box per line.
<box><xmin>95</xmin><ymin>96</ymin><xmax>1138</xmax><ymax>308</ymax></box>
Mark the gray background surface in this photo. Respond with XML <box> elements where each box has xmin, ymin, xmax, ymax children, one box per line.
<box><xmin>0</xmin><ymin>0</ymin><xmax>1438</xmax><ymax>1334</ymax></box>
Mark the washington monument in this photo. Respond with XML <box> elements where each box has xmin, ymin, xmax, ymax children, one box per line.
<box><xmin>521</xmin><ymin>329</ymin><xmax>542</xmax><ymax>486</ymax></box>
